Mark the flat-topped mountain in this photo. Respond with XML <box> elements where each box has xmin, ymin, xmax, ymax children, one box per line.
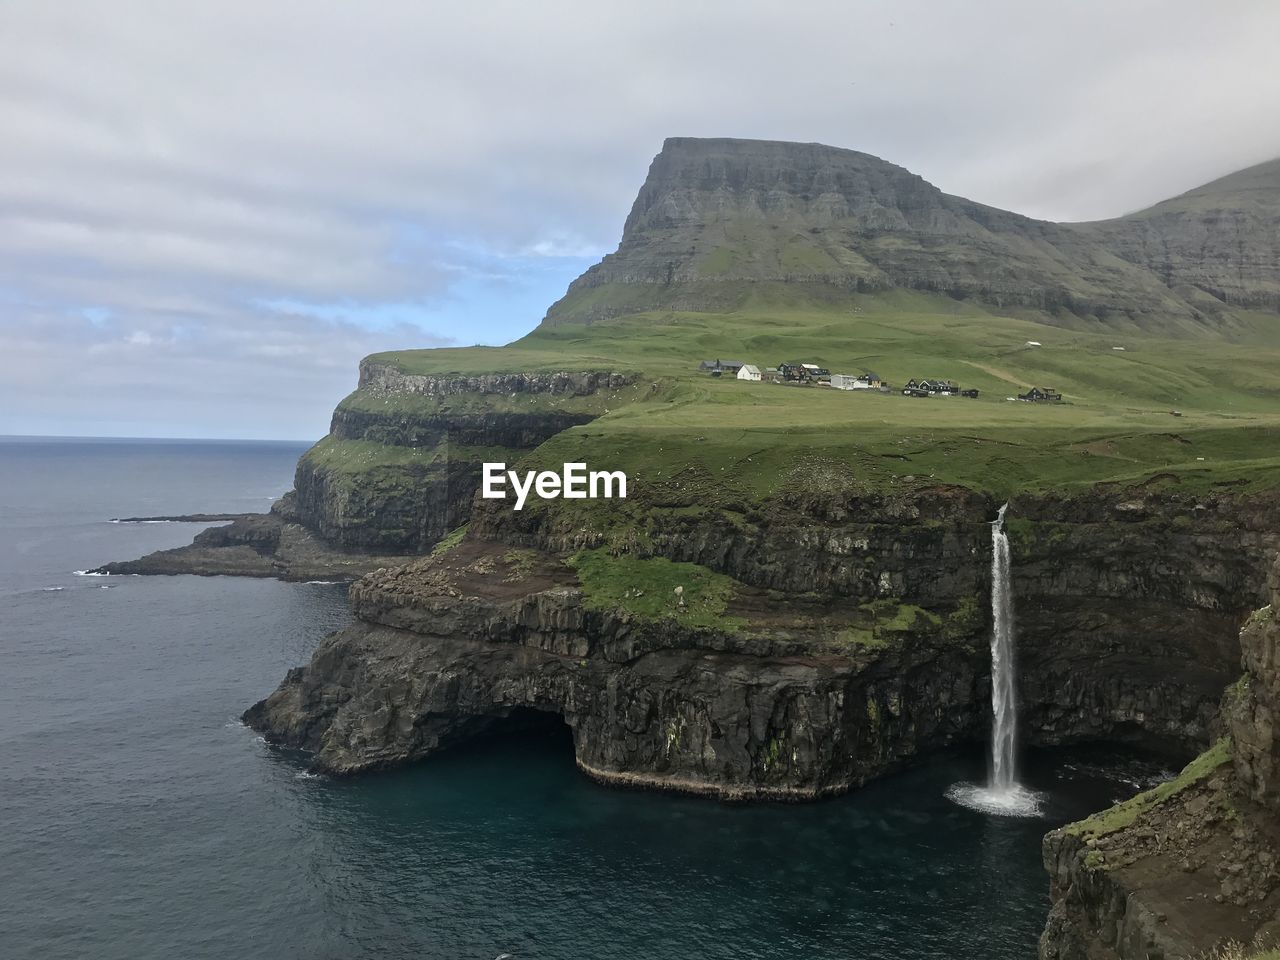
<box><xmin>544</xmin><ymin>137</ymin><xmax>1280</xmax><ymax>335</ymax></box>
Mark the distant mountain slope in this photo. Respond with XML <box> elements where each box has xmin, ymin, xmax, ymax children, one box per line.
<box><xmin>1074</xmin><ymin>157</ymin><xmax>1280</xmax><ymax>312</ymax></box>
<box><xmin>543</xmin><ymin>137</ymin><xmax>1278</xmax><ymax>335</ymax></box>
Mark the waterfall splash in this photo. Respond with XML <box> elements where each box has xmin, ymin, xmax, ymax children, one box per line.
<box><xmin>946</xmin><ymin>504</ymin><xmax>1044</xmax><ymax>817</ymax></box>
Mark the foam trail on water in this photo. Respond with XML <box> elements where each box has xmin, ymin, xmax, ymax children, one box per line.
<box><xmin>947</xmin><ymin>503</ymin><xmax>1044</xmax><ymax>817</ymax></box>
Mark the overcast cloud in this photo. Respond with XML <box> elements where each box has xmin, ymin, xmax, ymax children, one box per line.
<box><xmin>2</xmin><ymin>1</ymin><xmax>1278</xmax><ymax>439</ymax></box>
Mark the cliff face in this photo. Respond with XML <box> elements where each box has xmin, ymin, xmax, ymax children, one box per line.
<box><xmin>244</xmin><ymin>541</ymin><xmax>986</xmax><ymax>797</ymax></box>
<box><xmin>1040</xmin><ymin>558</ymin><xmax>1280</xmax><ymax>960</ymax></box>
<box><xmin>1231</xmin><ymin>567</ymin><xmax>1280</xmax><ymax>805</ymax></box>
<box><xmin>286</xmin><ymin>363</ymin><xmax>636</xmax><ymax>553</ymax></box>
<box><xmin>473</xmin><ymin>485</ymin><xmax>1279</xmax><ymax>752</ymax></box>
<box><xmin>541</xmin><ymin>137</ymin><xmax>1276</xmax><ymax>334</ymax></box>
<box><xmin>245</xmin><ymin>488</ymin><xmax>1280</xmax><ymax>800</ymax></box>
<box><xmin>1077</xmin><ymin>158</ymin><xmax>1280</xmax><ymax>313</ymax></box>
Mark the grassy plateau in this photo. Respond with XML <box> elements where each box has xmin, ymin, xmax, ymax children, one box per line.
<box><xmin>358</xmin><ymin>290</ymin><xmax>1280</xmax><ymax>501</ymax></box>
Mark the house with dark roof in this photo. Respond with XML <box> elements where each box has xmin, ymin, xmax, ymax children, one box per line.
<box><xmin>1018</xmin><ymin>387</ymin><xmax>1062</xmax><ymax>402</ymax></box>
<box><xmin>698</xmin><ymin>359</ymin><xmax>745</xmax><ymax>375</ymax></box>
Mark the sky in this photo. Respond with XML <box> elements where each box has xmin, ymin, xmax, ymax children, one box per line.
<box><xmin>2</xmin><ymin>1</ymin><xmax>1278</xmax><ymax>440</ymax></box>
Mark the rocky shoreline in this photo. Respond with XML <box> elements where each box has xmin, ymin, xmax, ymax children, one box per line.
<box><xmin>92</xmin><ymin>499</ymin><xmax>414</xmax><ymax>581</ymax></box>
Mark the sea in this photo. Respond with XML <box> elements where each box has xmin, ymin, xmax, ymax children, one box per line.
<box><xmin>0</xmin><ymin>436</ymin><xmax>1172</xmax><ymax>960</ymax></box>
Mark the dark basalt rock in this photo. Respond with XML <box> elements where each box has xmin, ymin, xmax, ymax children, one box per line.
<box><xmin>244</xmin><ymin>543</ymin><xmax>985</xmax><ymax>797</ymax></box>
<box><xmin>1039</xmin><ymin>557</ymin><xmax>1280</xmax><ymax>960</ymax></box>
<box><xmin>244</xmin><ymin>491</ymin><xmax>1280</xmax><ymax>802</ymax></box>
<box><xmin>91</xmin><ymin>507</ymin><xmax>413</xmax><ymax>581</ymax></box>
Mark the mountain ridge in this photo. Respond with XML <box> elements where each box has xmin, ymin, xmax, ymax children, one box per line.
<box><xmin>543</xmin><ymin>137</ymin><xmax>1280</xmax><ymax>335</ymax></box>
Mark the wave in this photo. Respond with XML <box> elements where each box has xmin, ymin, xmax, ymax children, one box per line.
<box><xmin>41</xmin><ymin>586</ymin><xmax>66</xmax><ymax>592</ymax></box>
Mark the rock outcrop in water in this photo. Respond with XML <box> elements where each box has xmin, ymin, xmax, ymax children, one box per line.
<box><xmin>91</xmin><ymin>501</ymin><xmax>415</xmax><ymax>581</ymax></box>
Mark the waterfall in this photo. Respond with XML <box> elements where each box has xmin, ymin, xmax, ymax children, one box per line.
<box><xmin>988</xmin><ymin>503</ymin><xmax>1018</xmax><ymax>790</ymax></box>
<box><xmin>945</xmin><ymin>503</ymin><xmax>1042</xmax><ymax>817</ymax></box>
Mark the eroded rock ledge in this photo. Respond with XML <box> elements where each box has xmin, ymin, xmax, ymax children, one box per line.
<box><xmin>244</xmin><ymin>488</ymin><xmax>1279</xmax><ymax>802</ymax></box>
<box><xmin>91</xmin><ymin>498</ymin><xmax>414</xmax><ymax>581</ymax></box>
<box><xmin>244</xmin><ymin>541</ymin><xmax>985</xmax><ymax>797</ymax></box>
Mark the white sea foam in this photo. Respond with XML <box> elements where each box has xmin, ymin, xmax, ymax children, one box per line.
<box><xmin>73</xmin><ymin>569</ymin><xmax>109</xmax><ymax>576</ymax></box>
<box><xmin>303</xmin><ymin>580</ymin><xmax>341</xmax><ymax>585</ymax></box>
<box><xmin>42</xmin><ymin>586</ymin><xmax>66</xmax><ymax>592</ymax></box>
<box><xmin>945</xmin><ymin>782</ymin><xmax>1045</xmax><ymax>818</ymax></box>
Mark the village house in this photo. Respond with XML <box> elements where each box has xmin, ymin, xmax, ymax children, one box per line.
<box><xmin>736</xmin><ymin>363</ymin><xmax>762</xmax><ymax>382</ymax></box>
<box><xmin>830</xmin><ymin>372</ymin><xmax>885</xmax><ymax>391</ymax></box>
<box><xmin>902</xmin><ymin>378</ymin><xmax>960</xmax><ymax>397</ymax></box>
<box><xmin>698</xmin><ymin>359</ymin><xmax>745</xmax><ymax>376</ymax></box>
<box><xmin>776</xmin><ymin>361</ymin><xmax>804</xmax><ymax>381</ymax></box>
<box><xmin>1018</xmin><ymin>387</ymin><xmax>1062</xmax><ymax>402</ymax></box>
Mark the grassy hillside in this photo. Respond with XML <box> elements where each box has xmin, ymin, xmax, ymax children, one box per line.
<box><xmin>359</xmin><ymin>291</ymin><xmax>1280</xmax><ymax>500</ymax></box>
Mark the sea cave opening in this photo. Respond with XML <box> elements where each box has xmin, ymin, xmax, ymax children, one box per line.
<box><xmin>449</xmin><ymin>705</ymin><xmax>576</xmax><ymax>759</ymax></box>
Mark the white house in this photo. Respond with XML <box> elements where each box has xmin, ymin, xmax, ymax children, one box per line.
<box><xmin>830</xmin><ymin>373</ymin><xmax>880</xmax><ymax>390</ymax></box>
<box><xmin>737</xmin><ymin>364</ymin><xmax>762</xmax><ymax>382</ymax></box>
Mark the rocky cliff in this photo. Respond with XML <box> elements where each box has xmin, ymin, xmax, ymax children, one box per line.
<box><xmin>288</xmin><ymin>363</ymin><xmax>637</xmax><ymax>553</ymax></box>
<box><xmin>542</xmin><ymin>138</ymin><xmax>1278</xmax><ymax>334</ymax></box>
<box><xmin>1040</xmin><ymin>557</ymin><xmax>1280</xmax><ymax>960</ymax></box>
<box><xmin>1078</xmin><ymin>158</ymin><xmax>1280</xmax><ymax>314</ymax></box>
<box><xmin>245</xmin><ymin>540</ymin><xmax>987</xmax><ymax>797</ymax></box>
<box><xmin>95</xmin><ymin>362</ymin><xmax>641</xmax><ymax>577</ymax></box>
<box><xmin>245</xmin><ymin>487</ymin><xmax>1280</xmax><ymax>801</ymax></box>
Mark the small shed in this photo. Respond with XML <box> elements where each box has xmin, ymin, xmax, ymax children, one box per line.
<box><xmin>737</xmin><ymin>364</ymin><xmax>762</xmax><ymax>382</ymax></box>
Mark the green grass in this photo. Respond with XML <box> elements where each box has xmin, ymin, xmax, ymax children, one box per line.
<box><xmin>567</xmin><ymin>548</ymin><xmax>744</xmax><ymax>631</ymax></box>
<box><xmin>832</xmin><ymin>600</ymin><xmax>943</xmax><ymax>651</ymax></box>
<box><xmin>301</xmin><ymin>436</ymin><xmax>516</xmax><ymax>476</ymax></box>
<box><xmin>430</xmin><ymin>525</ymin><xmax>468</xmax><ymax>556</ymax></box>
<box><xmin>1065</xmin><ymin>737</ymin><xmax>1232</xmax><ymax>842</ymax></box>
<box><xmin>355</xmin><ymin>291</ymin><xmax>1280</xmax><ymax>499</ymax></box>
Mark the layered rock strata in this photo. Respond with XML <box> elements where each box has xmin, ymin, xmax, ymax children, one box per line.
<box><xmin>1040</xmin><ymin>558</ymin><xmax>1280</xmax><ymax>960</ymax></box>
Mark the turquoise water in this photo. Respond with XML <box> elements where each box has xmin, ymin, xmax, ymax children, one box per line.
<box><xmin>0</xmin><ymin>438</ymin><xmax>1166</xmax><ymax>960</ymax></box>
